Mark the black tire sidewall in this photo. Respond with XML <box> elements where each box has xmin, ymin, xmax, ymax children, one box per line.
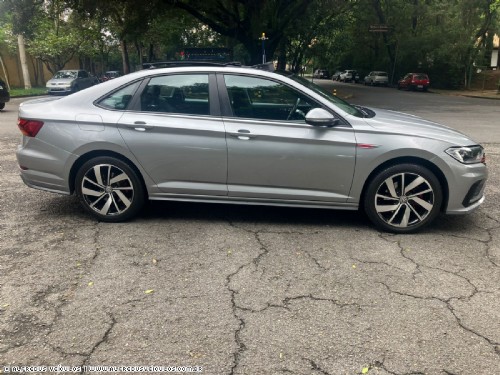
<box><xmin>364</xmin><ymin>164</ymin><xmax>443</xmax><ymax>233</ymax></box>
<box><xmin>75</xmin><ymin>156</ymin><xmax>145</xmax><ymax>222</ymax></box>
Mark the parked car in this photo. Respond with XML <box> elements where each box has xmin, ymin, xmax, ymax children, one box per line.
<box><xmin>101</xmin><ymin>70</ymin><xmax>121</xmax><ymax>82</ymax></box>
<box><xmin>313</xmin><ymin>69</ymin><xmax>330</xmax><ymax>79</ymax></box>
<box><xmin>16</xmin><ymin>64</ymin><xmax>487</xmax><ymax>233</ymax></box>
<box><xmin>331</xmin><ymin>71</ymin><xmax>342</xmax><ymax>81</ymax></box>
<box><xmin>0</xmin><ymin>78</ymin><xmax>10</xmax><ymax>110</ymax></box>
<box><xmin>339</xmin><ymin>70</ymin><xmax>360</xmax><ymax>83</ymax></box>
<box><xmin>364</xmin><ymin>71</ymin><xmax>389</xmax><ymax>86</ymax></box>
<box><xmin>46</xmin><ymin>69</ymin><xmax>95</xmax><ymax>95</ymax></box>
<box><xmin>397</xmin><ymin>73</ymin><xmax>430</xmax><ymax>91</ymax></box>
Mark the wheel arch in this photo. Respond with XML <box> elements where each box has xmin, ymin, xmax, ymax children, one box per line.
<box><xmin>68</xmin><ymin>150</ymin><xmax>148</xmax><ymax>197</ymax></box>
<box><xmin>359</xmin><ymin>156</ymin><xmax>449</xmax><ymax>212</ymax></box>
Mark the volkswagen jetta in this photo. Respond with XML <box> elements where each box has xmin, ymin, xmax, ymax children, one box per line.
<box><xmin>16</xmin><ymin>64</ymin><xmax>487</xmax><ymax>233</ymax></box>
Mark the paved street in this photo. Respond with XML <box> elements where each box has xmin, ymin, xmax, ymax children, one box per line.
<box><xmin>0</xmin><ymin>91</ymin><xmax>499</xmax><ymax>375</ymax></box>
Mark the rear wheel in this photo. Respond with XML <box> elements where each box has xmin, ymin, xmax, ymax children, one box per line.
<box><xmin>0</xmin><ymin>103</ymin><xmax>5</xmax><ymax>110</ymax></box>
<box><xmin>75</xmin><ymin>156</ymin><xmax>145</xmax><ymax>222</ymax></box>
<box><xmin>364</xmin><ymin>164</ymin><xmax>442</xmax><ymax>233</ymax></box>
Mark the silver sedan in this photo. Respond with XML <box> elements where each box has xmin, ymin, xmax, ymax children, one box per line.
<box><xmin>16</xmin><ymin>65</ymin><xmax>487</xmax><ymax>233</ymax></box>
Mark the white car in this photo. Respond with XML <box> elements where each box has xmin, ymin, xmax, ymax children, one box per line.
<box><xmin>364</xmin><ymin>71</ymin><xmax>389</xmax><ymax>86</ymax></box>
<box><xmin>46</xmin><ymin>69</ymin><xmax>95</xmax><ymax>95</ymax></box>
<box><xmin>339</xmin><ymin>70</ymin><xmax>359</xmax><ymax>83</ymax></box>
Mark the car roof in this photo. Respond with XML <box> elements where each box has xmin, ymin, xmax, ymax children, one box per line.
<box><xmin>53</xmin><ymin>64</ymin><xmax>348</xmax><ymax>116</ymax></box>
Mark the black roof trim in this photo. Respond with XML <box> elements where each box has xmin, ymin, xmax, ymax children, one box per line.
<box><xmin>141</xmin><ymin>61</ymin><xmax>276</xmax><ymax>73</ymax></box>
<box><xmin>142</xmin><ymin>61</ymin><xmax>242</xmax><ymax>69</ymax></box>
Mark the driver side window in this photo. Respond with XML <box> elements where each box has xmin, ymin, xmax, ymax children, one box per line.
<box><xmin>224</xmin><ymin>75</ymin><xmax>320</xmax><ymax>121</ymax></box>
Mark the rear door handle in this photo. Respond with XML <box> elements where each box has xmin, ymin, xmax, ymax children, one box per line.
<box><xmin>133</xmin><ymin>121</ymin><xmax>153</xmax><ymax>131</ymax></box>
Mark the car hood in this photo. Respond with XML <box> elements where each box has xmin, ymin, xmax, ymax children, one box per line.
<box><xmin>363</xmin><ymin>108</ymin><xmax>476</xmax><ymax>145</ymax></box>
<box><xmin>47</xmin><ymin>78</ymin><xmax>75</xmax><ymax>84</ymax></box>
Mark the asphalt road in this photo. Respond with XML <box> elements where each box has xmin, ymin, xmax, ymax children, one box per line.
<box><xmin>0</xmin><ymin>91</ymin><xmax>499</xmax><ymax>375</ymax></box>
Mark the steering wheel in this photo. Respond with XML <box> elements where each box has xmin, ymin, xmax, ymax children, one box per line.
<box><xmin>287</xmin><ymin>98</ymin><xmax>301</xmax><ymax>120</ymax></box>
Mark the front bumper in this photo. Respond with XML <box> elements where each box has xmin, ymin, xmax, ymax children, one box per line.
<box><xmin>444</xmin><ymin>162</ymin><xmax>487</xmax><ymax>215</ymax></box>
<box><xmin>46</xmin><ymin>86</ymin><xmax>73</xmax><ymax>94</ymax></box>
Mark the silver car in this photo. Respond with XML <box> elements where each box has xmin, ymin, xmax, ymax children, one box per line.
<box><xmin>364</xmin><ymin>71</ymin><xmax>389</xmax><ymax>86</ymax></box>
<box><xmin>17</xmin><ymin>65</ymin><xmax>487</xmax><ymax>233</ymax></box>
<box><xmin>46</xmin><ymin>69</ymin><xmax>95</xmax><ymax>95</ymax></box>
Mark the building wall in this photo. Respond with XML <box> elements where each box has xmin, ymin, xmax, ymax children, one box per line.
<box><xmin>0</xmin><ymin>45</ymin><xmax>79</xmax><ymax>88</ymax></box>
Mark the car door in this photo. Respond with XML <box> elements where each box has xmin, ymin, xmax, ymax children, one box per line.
<box><xmin>219</xmin><ymin>73</ymin><xmax>357</xmax><ymax>203</ymax></box>
<box><xmin>114</xmin><ymin>73</ymin><xmax>228</xmax><ymax>196</ymax></box>
<box><xmin>77</xmin><ymin>70</ymin><xmax>90</xmax><ymax>89</ymax></box>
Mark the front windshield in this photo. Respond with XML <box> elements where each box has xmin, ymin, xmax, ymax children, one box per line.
<box><xmin>54</xmin><ymin>71</ymin><xmax>77</xmax><ymax>79</ymax></box>
<box><xmin>286</xmin><ymin>74</ymin><xmax>364</xmax><ymax>117</ymax></box>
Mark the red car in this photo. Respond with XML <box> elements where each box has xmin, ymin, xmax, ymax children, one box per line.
<box><xmin>397</xmin><ymin>73</ymin><xmax>430</xmax><ymax>91</ymax></box>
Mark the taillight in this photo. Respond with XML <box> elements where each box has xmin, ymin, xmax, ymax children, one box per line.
<box><xmin>18</xmin><ymin>118</ymin><xmax>44</xmax><ymax>137</ymax></box>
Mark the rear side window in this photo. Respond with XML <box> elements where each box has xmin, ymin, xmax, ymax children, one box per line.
<box><xmin>140</xmin><ymin>74</ymin><xmax>210</xmax><ymax>116</ymax></box>
<box><xmin>98</xmin><ymin>81</ymin><xmax>141</xmax><ymax>110</ymax></box>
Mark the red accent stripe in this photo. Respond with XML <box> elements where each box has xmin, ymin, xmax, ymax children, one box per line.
<box><xmin>357</xmin><ymin>143</ymin><xmax>377</xmax><ymax>149</ymax></box>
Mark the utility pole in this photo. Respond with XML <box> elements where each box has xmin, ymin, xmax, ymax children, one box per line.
<box><xmin>259</xmin><ymin>33</ymin><xmax>268</xmax><ymax>64</ymax></box>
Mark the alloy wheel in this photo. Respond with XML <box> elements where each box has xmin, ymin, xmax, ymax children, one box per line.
<box><xmin>81</xmin><ymin>164</ymin><xmax>135</xmax><ymax>217</ymax></box>
<box><xmin>374</xmin><ymin>172</ymin><xmax>435</xmax><ymax>228</ymax></box>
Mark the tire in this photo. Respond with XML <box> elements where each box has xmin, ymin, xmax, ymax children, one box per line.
<box><xmin>363</xmin><ymin>164</ymin><xmax>442</xmax><ymax>233</ymax></box>
<box><xmin>75</xmin><ymin>156</ymin><xmax>145</xmax><ymax>222</ymax></box>
<box><xmin>0</xmin><ymin>103</ymin><xmax>5</xmax><ymax>110</ymax></box>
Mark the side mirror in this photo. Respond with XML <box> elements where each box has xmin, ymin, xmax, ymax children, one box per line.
<box><xmin>305</xmin><ymin>108</ymin><xmax>339</xmax><ymax>127</ymax></box>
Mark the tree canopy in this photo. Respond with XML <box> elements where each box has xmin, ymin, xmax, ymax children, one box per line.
<box><xmin>0</xmin><ymin>0</ymin><xmax>499</xmax><ymax>88</ymax></box>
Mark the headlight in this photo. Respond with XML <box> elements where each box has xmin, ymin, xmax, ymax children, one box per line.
<box><xmin>446</xmin><ymin>145</ymin><xmax>485</xmax><ymax>164</ymax></box>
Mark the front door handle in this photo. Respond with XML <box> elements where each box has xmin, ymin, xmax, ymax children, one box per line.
<box><xmin>229</xmin><ymin>129</ymin><xmax>255</xmax><ymax>140</ymax></box>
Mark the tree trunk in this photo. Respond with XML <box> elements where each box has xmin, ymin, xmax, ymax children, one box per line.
<box><xmin>17</xmin><ymin>34</ymin><xmax>32</xmax><ymax>89</ymax></box>
<box><xmin>135</xmin><ymin>41</ymin><xmax>143</xmax><ymax>67</ymax></box>
<box><xmin>121</xmin><ymin>39</ymin><xmax>130</xmax><ymax>74</ymax></box>
<box><xmin>0</xmin><ymin>55</ymin><xmax>10</xmax><ymax>90</ymax></box>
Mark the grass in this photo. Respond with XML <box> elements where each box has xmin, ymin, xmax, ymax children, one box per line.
<box><xmin>9</xmin><ymin>87</ymin><xmax>47</xmax><ymax>97</ymax></box>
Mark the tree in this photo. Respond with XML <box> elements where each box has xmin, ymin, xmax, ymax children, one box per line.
<box><xmin>0</xmin><ymin>0</ymin><xmax>43</xmax><ymax>88</ymax></box>
<box><xmin>71</xmin><ymin>0</ymin><xmax>169</xmax><ymax>73</ymax></box>
<box><xmin>169</xmin><ymin>0</ymin><xmax>312</xmax><ymax>64</ymax></box>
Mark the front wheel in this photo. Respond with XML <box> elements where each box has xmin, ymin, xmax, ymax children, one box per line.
<box><xmin>75</xmin><ymin>156</ymin><xmax>145</xmax><ymax>222</ymax></box>
<box><xmin>364</xmin><ymin>164</ymin><xmax>442</xmax><ymax>233</ymax></box>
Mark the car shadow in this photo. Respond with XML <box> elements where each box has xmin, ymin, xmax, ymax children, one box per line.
<box><xmin>37</xmin><ymin>195</ymin><xmax>483</xmax><ymax>235</ymax></box>
<box><xmin>141</xmin><ymin>200</ymin><xmax>370</xmax><ymax>230</ymax></box>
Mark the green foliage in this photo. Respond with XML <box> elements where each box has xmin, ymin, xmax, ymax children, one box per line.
<box><xmin>27</xmin><ymin>16</ymin><xmax>83</xmax><ymax>73</ymax></box>
<box><xmin>341</xmin><ymin>0</ymin><xmax>500</xmax><ymax>88</ymax></box>
<box><xmin>1</xmin><ymin>0</ymin><xmax>500</xmax><ymax>88</ymax></box>
<box><xmin>9</xmin><ymin>86</ymin><xmax>46</xmax><ymax>96</ymax></box>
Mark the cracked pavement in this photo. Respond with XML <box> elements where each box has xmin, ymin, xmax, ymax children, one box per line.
<box><xmin>0</xmin><ymin>97</ymin><xmax>499</xmax><ymax>374</ymax></box>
